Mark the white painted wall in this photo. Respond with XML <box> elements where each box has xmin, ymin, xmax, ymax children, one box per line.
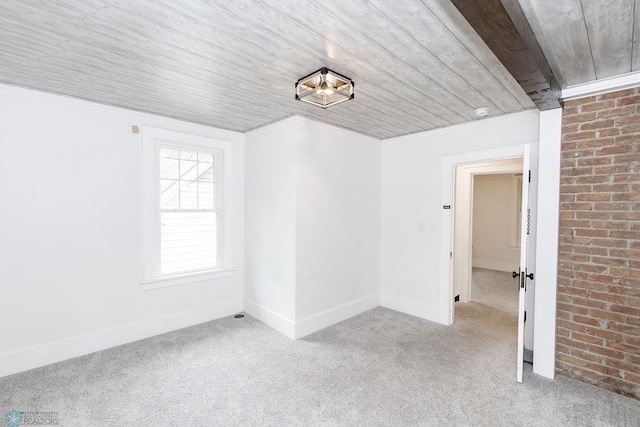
<box><xmin>0</xmin><ymin>84</ymin><xmax>245</xmax><ymax>377</ymax></box>
<box><xmin>472</xmin><ymin>174</ymin><xmax>520</xmax><ymax>272</ymax></box>
<box><xmin>294</xmin><ymin>119</ymin><xmax>380</xmax><ymax>337</ymax></box>
<box><xmin>380</xmin><ymin>111</ymin><xmax>540</xmax><ymax>322</ymax></box>
<box><xmin>244</xmin><ymin>119</ymin><xmax>298</xmax><ymax>336</ymax></box>
<box><xmin>245</xmin><ymin>117</ymin><xmax>380</xmax><ymax>339</ymax></box>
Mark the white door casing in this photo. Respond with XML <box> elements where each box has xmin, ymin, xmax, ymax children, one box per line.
<box><xmin>516</xmin><ymin>145</ymin><xmax>531</xmax><ymax>383</ymax></box>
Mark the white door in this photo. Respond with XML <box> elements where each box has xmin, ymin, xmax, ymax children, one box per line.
<box><xmin>516</xmin><ymin>146</ymin><xmax>531</xmax><ymax>383</ymax></box>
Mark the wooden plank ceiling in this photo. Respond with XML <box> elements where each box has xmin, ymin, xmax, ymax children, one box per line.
<box><xmin>0</xmin><ymin>0</ymin><xmax>537</xmax><ymax>139</ymax></box>
<box><xmin>517</xmin><ymin>0</ymin><xmax>640</xmax><ymax>88</ymax></box>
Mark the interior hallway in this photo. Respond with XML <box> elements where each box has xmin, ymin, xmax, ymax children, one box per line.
<box><xmin>1</xmin><ymin>276</ymin><xmax>637</xmax><ymax>425</ymax></box>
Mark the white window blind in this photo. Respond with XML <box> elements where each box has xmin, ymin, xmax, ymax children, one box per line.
<box><xmin>159</xmin><ymin>146</ymin><xmax>219</xmax><ymax>274</ymax></box>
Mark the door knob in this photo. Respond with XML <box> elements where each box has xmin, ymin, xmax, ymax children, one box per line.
<box><xmin>527</xmin><ymin>272</ymin><xmax>534</xmax><ymax>280</ymax></box>
<box><xmin>512</xmin><ymin>271</ymin><xmax>518</xmax><ymax>278</ymax></box>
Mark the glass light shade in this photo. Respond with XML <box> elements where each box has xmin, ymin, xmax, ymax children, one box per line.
<box><xmin>295</xmin><ymin>67</ymin><xmax>354</xmax><ymax>109</ymax></box>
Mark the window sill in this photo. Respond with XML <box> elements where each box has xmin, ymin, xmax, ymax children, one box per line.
<box><xmin>141</xmin><ymin>267</ymin><xmax>235</xmax><ymax>291</ymax></box>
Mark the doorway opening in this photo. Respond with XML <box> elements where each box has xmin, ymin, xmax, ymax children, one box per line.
<box><xmin>440</xmin><ymin>145</ymin><xmax>538</xmax><ymax>383</ymax></box>
<box><xmin>467</xmin><ymin>172</ymin><xmax>522</xmax><ymax>313</ymax></box>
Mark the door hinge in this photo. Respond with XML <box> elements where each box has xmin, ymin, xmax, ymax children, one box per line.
<box><xmin>524</xmin><ymin>310</ymin><xmax>527</xmax><ymax>323</ymax></box>
<box><xmin>528</xmin><ymin>170</ymin><xmax>531</xmax><ymax>183</ymax></box>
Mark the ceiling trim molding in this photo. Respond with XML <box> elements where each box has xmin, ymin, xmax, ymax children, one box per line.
<box><xmin>561</xmin><ymin>72</ymin><xmax>640</xmax><ymax>101</ymax></box>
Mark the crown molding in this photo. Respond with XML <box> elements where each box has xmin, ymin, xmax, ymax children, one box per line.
<box><xmin>560</xmin><ymin>71</ymin><xmax>640</xmax><ymax>101</ymax></box>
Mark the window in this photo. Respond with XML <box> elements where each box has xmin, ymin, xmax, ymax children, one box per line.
<box><xmin>142</xmin><ymin>127</ymin><xmax>234</xmax><ymax>290</ymax></box>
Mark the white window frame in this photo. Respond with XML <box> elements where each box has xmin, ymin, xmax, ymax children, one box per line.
<box><xmin>141</xmin><ymin>126</ymin><xmax>234</xmax><ymax>290</ymax></box>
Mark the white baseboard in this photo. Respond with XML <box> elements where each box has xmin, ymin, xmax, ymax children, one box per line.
<box><xmin>243</xmin><ymin>299</ymin><xmax>296</xmax><ymax>339</ymax></box>
<box><xmin>380</xmin><ymin>293</ymin><xmax>441</xmax><ymax>324</ymax></box>
<box><xmin>472</xmin><ymin>259</ymin><xmax>516</xmax><ymax>273</ymax></box>
<box><xmin>294</xmin><ymin>294</ymin><xmax>380</xmax><ymax>339</ymax></box>
<box><xmin>0</xmin><ymin>298</ymin><xmax>242</xmax><ymax>378</ymax></box>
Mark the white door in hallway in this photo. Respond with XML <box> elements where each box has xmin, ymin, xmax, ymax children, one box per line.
<box><xmin>516</xmin><ymin>146</ymin><xmax>531</xmax><ymax>383</ymax></box>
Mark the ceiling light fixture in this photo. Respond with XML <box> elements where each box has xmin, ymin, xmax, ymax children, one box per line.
<box><xmin>295</xmin><ymin>67</ymin><xmax>354</xmax><ymax>109</ymax></box>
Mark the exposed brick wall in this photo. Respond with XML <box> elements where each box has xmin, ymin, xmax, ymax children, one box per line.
<box><xmin>557</xmin><ymin>87</ymin><xmax>640</xmax><ymax>399</ymax></box>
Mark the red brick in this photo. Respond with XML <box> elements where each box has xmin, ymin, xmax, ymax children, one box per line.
<box><xmin>591</xmin><ymin>238</ymin><xmax>627</xmax><ymax>248</ymax></box>
<box><xmin>621</xmin><ymin>124</ymin><xmax>640</xmax><ymax>134</ymax></box>
<box><xmin>559</xmin><ymin>302</ymin><xmax>588</xmax><ymax>315</ymax></box>
<box><xmin>626</xmin><ymin>336</ymin><xmax>640</xmax><ymax>348</ymax></box>
<box><xmin>596</xmin><ymin>105</ymin><xmax>635</xmax><ymax>118</ymax></box>
<box><xmin>609</xmin><ymin>249</ymin><xmax>640</xmax><ymax>259</ymax></box>
<box><xmin>612</xmin><ymin>211</ymin><xmax>640</xmax><ymax>220</ymax></box>
<box><xmin>616</xmin><ymin>95</ymin><xmax>640</xmax><ymax>106</ymax></box>
<box><xmin>572</xmin><ymin>296</ymin><xmax>607</xmax><ymax>308</ymax></box>
<box><xmin>557</xmin><ymin>319</ymin><xmax>589</xmax><ymax>333</ymax></box>
<box><xmin>612</xmin><ymin>192</ymin><xmax>640</xmax><ymax>201</ymax></box>
<box><xmin>590</xmin><ymin>257</ymin><xmax>628</xmax><ymax>267</ymax></box>
<box><xmin>557</xmin><ymin>353</ymin><xmax>589</xmax><ymax>368</ymax></box>
<box><xmin>597</xmin><ymin>128</ymin><xmax>621</xmax><ymax>137</ymax></box>
<box><xmin>592</xmin><ymin>184</ymin><xmax>630</xmax><ymax>193</ymax></box>
<box><xmin>610</xmin><ymin>304</ymin><xmax>640</xmax><ymax>317</ymax></box>
<box><xmin>582</xmin><ymin>101</ymin><xmax>615</xmax><ymax>112</ymax></box>
<box><xmin>575</xmin><ymin>229</ymin><xmax>607</xmax><ymax>238</ymax></box>
<box><xmin>585</xmin><ymin>344</ymin><xmax>624</xmax><ymax>359</ymax></box>
<box><xmin>577</xmin><ymin>138</ymin><xmax>615</xmax><ymax>149</ymax></box>
<box><xmin>573</xmin><ymin>315</ymin><xmax>604</xmax><ymax>327</ymax></box>
<box><xmin>610</xmin><ymin>268</ymin><xmax>640</xmax><ymax>279</ymax></box>
<box><xmin>608</xmin><ymin>341</ymin><xmax>640</xmax><ymax>354</ymax></box>
<box><xmin>614</xmin><ymin>134</ymin><xmax>640</xmax><ymax>145</ymax></box>
<box><xmin>575</xmin><ymin>211</ymin><xmax>610</xmax><ymax>220</ymax></box>
<box><xmin>580</xmin><ymin>119</ymin><xmax>615</xmax><ymax>130</ymax></box>
<box><xmin>598</xmin><ymin>144</ymin><xmax>634</xmax><ymax>155</ymax></box>
<box><xmin>609</xmin><ymin>284</ymin><xmax>640</xmax><ymax>297</ymax></box>
<box><xmin>590</xmin><ymin>290</ymin><xmax>627</xmax><ymax>303</ymax></box>
<box><xmin>593</xmin><ymin>164</ymin><xmax>630</xmax><ymax>174</ymax></box>
<box><xmin>574</xmin><ymin>174</ymin><xmax>610</xmax><ymax>184</ymax></box>
<box><xmin>609</xmin><ymin>322</ymin><xmax>640</xmax><ymax>335</ymax></box>
<box><xmin>561</xmin><ymin>202</ymin><xmax>593</xmax><ymax>211</ymax></box>
<box><xmin>575</xmin><ymin>156</ymin><xmax>611</xmax><ymax>166</ymax></box>
<box><xmin>599</xmin><ymin>89</ymin><xmax>637</xmax><ymax>100</ymax></box>
<box><xmin>588</xmin><ymin>308</ymin><xmax>626</xmax><ymax>323</ymax></box>
<box><xmin>593</xmin><ymin>202</ymin><xmax>629</xmax><ymax>211</ymax></box>
<box><xmin>565</xmin><ymin>131</ymin><xmax>599</xmax><ymax>142</ymax></box>
<box><xmin>613</xmin><ymin>174</ymin><xmax>640</xmax><ymax>184</ymax></box>
<box><xmin>573</xmin><ymin>264</ymin><xmax>608</xmax><ymax>274</ymax></box>
<box><xmin>610</xmin><ymin>231</ymin><xmax>638</xmax><ymax>239</ymax></box>
<box><xmin>571</xmin><ymin>331</ymin><xmax>605</xmax><ymax>346</ymax></box>
<box><xmin>563</xmin><ymin>105</ymin><xmax>578</xmax><ymax>115</ymax></box>
<box><xmin>584</xmin><ymin>362</ymin><xmax>623</xmax><ymax>378</ymax></box>
<box><xmin>615</xmin><ymin>115</ymin><xmax>640</xmax><ymax>125</ymax></box>
<box><xmin>605</xmin><ymin>358</ymin><xmax>639</xmax><ymax>373</ymax></box>
<box><xmin>590</xmin><ymin>220</ymin><xmax>628</xmax><ymax>230</ymax></box>
<box><xmin>588</xmin><ymin>327</ymin><xmax>625</xmax><ymax>342</ymax></box>
<box><xmin>573</xmin><ymin>246</ymin><xmax>607</xmax><ymax>256</ymax></box>
<box><xmin>558</xmin><ymin>285</ymin><xmax>590</xmax><ymax>297</ymax></box>
<box><xmin>564</xmin><ymin>112</ymin><xmax>597</xmax><ymax>125</ymax></box>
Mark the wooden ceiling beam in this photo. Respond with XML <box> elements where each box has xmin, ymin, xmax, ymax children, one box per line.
<box><xmin>450</xmin><ymin>0</ymin><xmax>561</xmax><ymax>110</ymax></box>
